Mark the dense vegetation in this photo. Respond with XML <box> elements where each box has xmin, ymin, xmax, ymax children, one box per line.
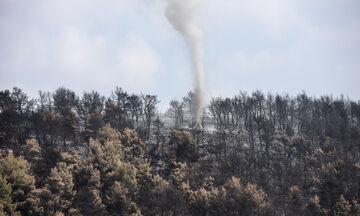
<box><xmin>0</xmin><ymin>86</ymin><xmax>359</xmax><ymax>215</ymax></box>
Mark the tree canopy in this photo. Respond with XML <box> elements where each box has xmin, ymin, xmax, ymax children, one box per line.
<box><xmin>0</xmin><ymin>86</ymin><xmax>359</xmax><ymax>215</ymax></box>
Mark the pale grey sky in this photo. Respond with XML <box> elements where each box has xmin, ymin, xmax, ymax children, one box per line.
<box><xmin>1</xmin><ymin>0</ymin><xmax>359</xmax><ymax>110</ymax></box>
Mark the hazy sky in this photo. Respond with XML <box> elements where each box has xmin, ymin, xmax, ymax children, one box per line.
<box><xmin>1</xmin><ymin>0</ymin><xmax>359</xmax><ymax>111</ymax></box>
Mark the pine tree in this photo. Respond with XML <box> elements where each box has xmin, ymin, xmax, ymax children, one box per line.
<box><xmin>42</xmin><ymin>162</ymin><xmax>76</xmax><ymax>215</ymax></box>
<box><xmin>74</xmin><ymin>167</ymin><xmax>107</xmax><ymax>216</ymax></box>
<box><xmin>0</xmin><ymin>153</ymin><xmax>42</xmax><ymax>215</ymax></box>
<box><xmin>0</xmin><ymin>174</ymin><xmax>18</xmax><ymax>215</ymax></box>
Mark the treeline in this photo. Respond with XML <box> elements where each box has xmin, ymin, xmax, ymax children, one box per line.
<box><xmin>0</xmin><ymin>87</ymin><xmax>359</xmax><ymax>215</ymax></box>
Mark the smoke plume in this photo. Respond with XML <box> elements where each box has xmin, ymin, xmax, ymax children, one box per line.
<box><xmin>165</xmin><ymin>0</ymin><xmax>205</xmax><ymax>126</ymax></box>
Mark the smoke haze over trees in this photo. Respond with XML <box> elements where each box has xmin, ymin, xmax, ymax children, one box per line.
<box><xmin>0</xmin><ymin>86</ymin><xmax>360</xmax><ymax>215</ymax></box>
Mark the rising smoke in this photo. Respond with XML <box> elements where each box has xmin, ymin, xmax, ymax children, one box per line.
<box><xmin>165</xmin><ymin>0</ymin><xmax>205</xmax><ymax>126</ymax></box>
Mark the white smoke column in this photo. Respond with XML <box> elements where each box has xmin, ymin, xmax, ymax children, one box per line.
<box><xmin>165</xmin><ymin>0</ymin><xmax>205</xmax><ymax>126</ymax></box>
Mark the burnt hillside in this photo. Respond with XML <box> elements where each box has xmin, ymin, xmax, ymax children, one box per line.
<box><xmin>0</xmin><ymin>87</ymin><xmax>359</xmax><ymax>215</ymax></box>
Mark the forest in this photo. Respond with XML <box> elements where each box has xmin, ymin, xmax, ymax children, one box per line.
<box><xmin>0</xmin><ymin>86</ymin><xmax>359</xmax><ymax>216</ymax></box>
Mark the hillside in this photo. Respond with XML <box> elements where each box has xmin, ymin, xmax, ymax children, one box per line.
<box><xmin>0</xmin><ymin>86</ymin><xmax>359</xmax><ymax>215</ymax></box>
